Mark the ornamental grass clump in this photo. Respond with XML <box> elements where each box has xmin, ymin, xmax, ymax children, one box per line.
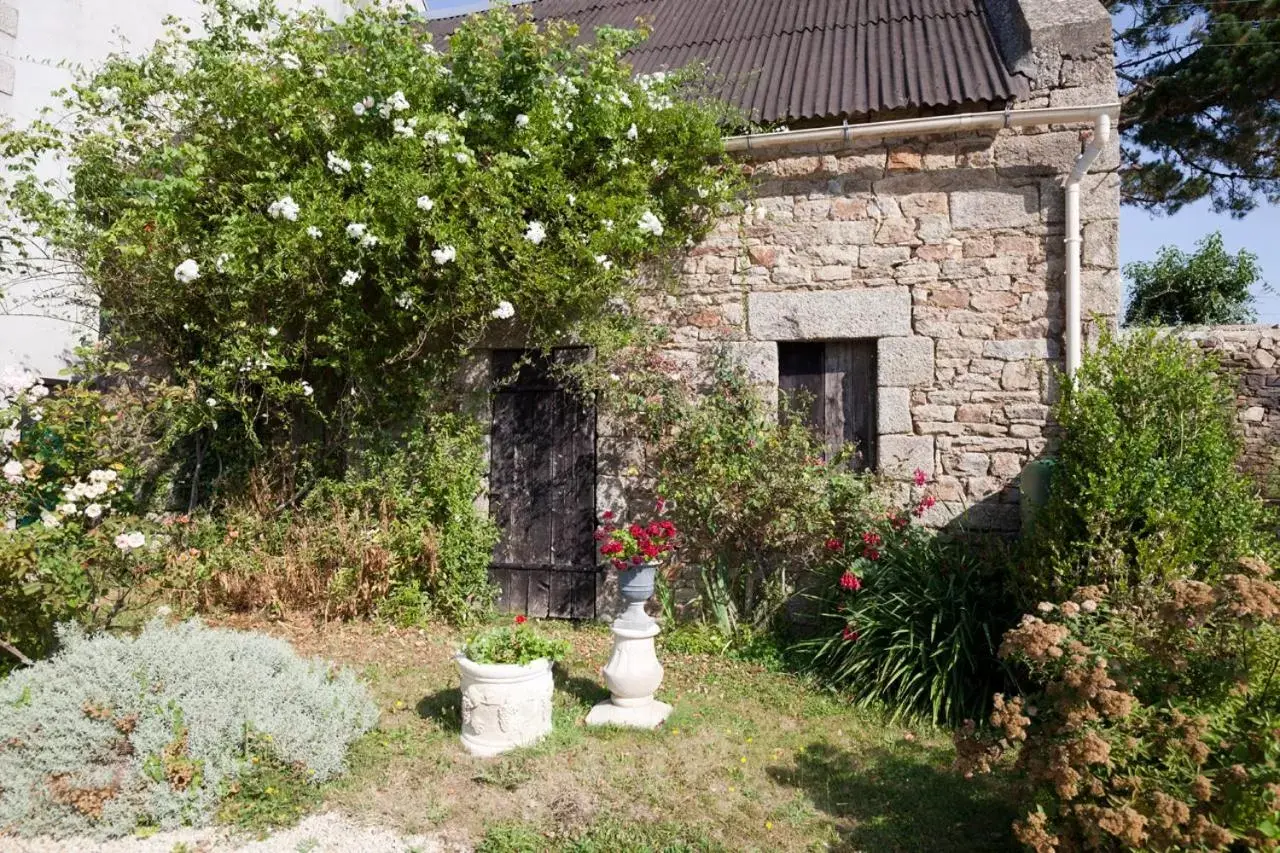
<box><xmin>957</xmin><ymin>557</ymin><xmax>1280</xmax><ymax>852</ymax></box>
<box><xmin>0</xmin><ymin>617</ymin><xmax>377</xmax><ymax>838</ymax></box>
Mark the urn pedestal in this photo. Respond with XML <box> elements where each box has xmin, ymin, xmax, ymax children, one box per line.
<box><xmin>586</xmin><ymin>563</ymin><xmax>673</xmax><ymax>729</ymax></box>
<box><xmin>456</xmin><ymin>655</ymin><xmax>554</xmax><ymax>757</ymax></box>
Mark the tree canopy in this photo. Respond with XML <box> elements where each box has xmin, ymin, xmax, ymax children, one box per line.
<box><xmin>1109</xmin><ymin>0</ymin><xmax>1280</xmax><ymax>216</ymax></box>
<box><xmin>1123</xmin><ymin>231</ymin><xmax>1263</xmax><ymax>325</ymax></box>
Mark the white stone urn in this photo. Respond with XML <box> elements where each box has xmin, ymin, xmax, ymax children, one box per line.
<box><xmin>586</xmin><ymin>561</ymin><xmax>673</xmax><ymax>729</ymax></box>
<box><xmin>455</xmin><ymin>654</ymin><xmax>554</xmax><ymax>757</ymax></box>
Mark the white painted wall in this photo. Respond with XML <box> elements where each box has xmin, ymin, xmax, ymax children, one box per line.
<box><xmin>0</xmin><ymin>0</ymin><xmax>353</xmax><ymax>376</ymax></box>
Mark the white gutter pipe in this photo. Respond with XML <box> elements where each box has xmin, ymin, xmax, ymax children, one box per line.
<box><xmin>723</xmin><ymin>103</ymin><xmax>1119</xmax><ymax>377</ymax></box>
<box><xmin>1063</xmin><ymin>112</ymin><xmax>1111</xmax><ymax>377</ymax></box>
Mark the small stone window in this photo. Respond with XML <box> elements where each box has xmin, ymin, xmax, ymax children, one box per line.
<box><xmin>778</xmin><ymin>340</ymin><xmax>877</xmax><ymax>471</ymax></box>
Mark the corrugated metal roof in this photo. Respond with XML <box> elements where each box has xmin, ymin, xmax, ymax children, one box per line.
<box><xmin>424</xmin><ymin>0</ymin><xmax>1026</xmax><ymax>122</ymax></box>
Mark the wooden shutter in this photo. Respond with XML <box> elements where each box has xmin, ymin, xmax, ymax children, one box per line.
<box><xmin>778</xmin><ymin>341</ymin><xmax>877</xmax><ymax>471</ymax></box>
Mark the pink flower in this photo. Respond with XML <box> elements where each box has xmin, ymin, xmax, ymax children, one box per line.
<box><xmin>839</xmin><ymin>572</ymin><xmax>862</xmax><ymax>592</ymax></box>
<box><xmin>601</xmin><ymin>509</ymin><xmax>615</xmax><ymax>520</ymax></box>
<box><xmin>655</xmin><ymin>497</ymin><xmax>667</xmax><ymax>513</ymax></box>
<box><xmin>861</xmin><ymin>531</ymin><xmax>882</xmax><ymax>547</ymax></box>
<box><xmin>913</xmin><ymin>494</ymin><xmax>937</xmax><ymax>517</ymax></box>
<box><xmin>863</xmin><ymin>547</ymin><xmax>880</xmax><ymax>561</ymax></box>
<box><xmin>514</xmin><ymin>615</ymin><xmax>527</xmax><ymax>625</ymax></box>
<box><xmin>611</xmin><ymin>558</ymin><xmax>627</xmax><ymax>571</ymax></box>
<box><xmin>825</xmin><ymin>538</ymin><xmax>843</xmax><ymax>552</ymax></box>
<box><xmin>842</xmin><ymin>626</ymin><xmax>860</xmax><ymax>642</ymax></box>
<box><xmin>913</xmin><ymin>468</ymin><xmax>928</xmax><ymax>487</ymax></box>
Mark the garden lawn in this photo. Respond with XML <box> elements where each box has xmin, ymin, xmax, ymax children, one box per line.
<box><xmin>215</xmin><ymin>616</ymin><xmax>1018</xmax><ymax>852</ymax></box>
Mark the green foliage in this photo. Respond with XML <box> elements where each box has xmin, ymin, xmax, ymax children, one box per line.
<box><xmin>1109</xmin><ymin>0</ymin><xmax>1280</xmax><ymax>215</ymax></box>
<box><xmin>961</xmin><ymin>560</ymin><xmax>1280</xmax><ymax>850</ymax></box>
<box><xmin>800</xmin><ymin>519</ymin><xmax>1017</xmax><ymax>727</ymax></box>
<box><xmin>478</xmin><ymin>819</ymin><xmax>727</xmax><ymax>852</ymax></box>
<box><xmin>1124</xmin><ymin>231</ymin><xmax>1263</xmax><ymax>326</ymax></box>
<box><xmin>0</xmin><ymin>618</ymin><xmax>377</xmax><ymax>838</ymax></box>
<box><xmin>0</xmin><ymin>0</ymin><xmax>740</xmax><ymax>502</ymax></box>
<box><xmin>1025</xmin><ymin>328</ymin><xmax>1276</xmax><ymax>604</ymax></box>
<box><xmin>646</xmin><ymin>356</ymin><xmax>881</xmax><ymax>634</ymax></box>
<box><xmin>463</xmin><ymin>620</ymin><xmax>571</xmax><ymax>666</ymax></box>
<box><xmin>215</xmin><ymin>732</ymin><xmax>321</xmax><ymax>835</ymax></box>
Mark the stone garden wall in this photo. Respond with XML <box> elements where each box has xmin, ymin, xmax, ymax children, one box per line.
<box><xmin>1177</xmin><ymin>325</ymin><xmax>1280</xmax><ymax>496</ymax></box>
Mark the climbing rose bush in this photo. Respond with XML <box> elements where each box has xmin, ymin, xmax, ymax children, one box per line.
<box><xmin>0</xmin><ymin>0</ymin><xmax>740</xmax><ymax>484</ymax></box>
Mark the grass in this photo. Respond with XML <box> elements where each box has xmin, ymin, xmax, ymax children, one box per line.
<box><xmin>215</xmin><ymin>614</ymin><xmax>1019</xmax><ymax>852</ymax></box>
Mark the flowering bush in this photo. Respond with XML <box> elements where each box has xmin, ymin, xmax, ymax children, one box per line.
<box><xmin>0</xmin><ymin>368</ymin><xmax>180</xmax><ymax>668</ymax></box>
<box><xmin>1024</xmin><ymin>328</ymin><xmax>1276</xmax><ymax>604</ymax></box>
<box><xmin>0</xmin><ymin>0</ymin><xmax>740</xmax><ymax>498</ymax></box>
<box><xmin>958</xmin><ymin>557</ymin><xmax>1280</xmax><ymax>851</ymax></box>
<box><xmin>595</xmin><ymin>503</ymin><xmax>677</xmax><ymax>570</ymax></box>
<box><xmin>461</xmin><ymin>616</ymin><xmax>570</xmax><ymax>666</ymax></box>
<box><xmin>800</xmin><ymin>480</ymin><xmax>1017</xmax><ymax>725</ymax></box>
<box><xmin>647</xmin><ymin>357</ymin><xmax>882</xmax><ymax>634</ymax></box>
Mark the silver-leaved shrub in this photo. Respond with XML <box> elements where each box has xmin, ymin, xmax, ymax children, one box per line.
<box><xmin>0</xmin><ymin>618</ymin><xmax>378</xmax><ymax>838</ymax></box>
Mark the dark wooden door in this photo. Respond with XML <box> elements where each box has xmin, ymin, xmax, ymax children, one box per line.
<box><xmin>778</xmin><ymin>340</ymin><xmax>877</xmax><ymax>471</ymax></box>
<box><xmin>489</xmin><ymin>349</ymin><xmax>597</xmax><ymax>618</ymax></box>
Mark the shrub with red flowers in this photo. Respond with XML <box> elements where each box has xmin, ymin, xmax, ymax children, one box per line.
<box><xmin>798</xmin><ymin>482</ymin><xmax>1018</xmax><ymax>725</ymax></box>
<box><xmin>957</xmin><ymin>557</ymin><xmax>1280</xmax><ymax>852</ymax></box>
<box><xmin>595</xmin><ymin>504</ymin><xmax>678</xmax><ymax>571</ymax></box>
<box><xmin>461</xmin><ymin>615</ymin><xmax>570</xmax><ymax>666</ymax></box>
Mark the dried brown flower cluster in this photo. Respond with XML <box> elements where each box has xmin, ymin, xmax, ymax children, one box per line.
<box><xmin>962</xmin><ymin>558</ymin><xmax>1280</xmax><ymax>851</ymax></box>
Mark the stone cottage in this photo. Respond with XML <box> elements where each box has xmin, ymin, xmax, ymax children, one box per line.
<box><xmin>428</xmin><ymin>0</ymin><xmax>1122</xmax><ymax>616</ymax></box>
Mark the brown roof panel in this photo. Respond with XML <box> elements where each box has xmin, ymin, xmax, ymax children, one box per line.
<box><xmin>424</xmin><ymin>0</ymin><xmax>1026</xmax><ymax>122</ymax></box>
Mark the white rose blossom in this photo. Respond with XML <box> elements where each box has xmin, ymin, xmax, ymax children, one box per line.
<box><xmin>267</xmin><ymin>196</ymin><xmax>300</xmax><ymax>221</ymax></box>
<box><xmin>626</xmin><ymin>123</ymin><xmax>638</xmax><ymax>140</ymax></box>
<box><xmin>2</xmin><ymin>459</ymin><xmax>22</xmax><ymax>485</ymax></box>
<box><xmin>83</xmin><ymin>503</ymin><xmax>103</xmax><ymax>520</ymax></box>
<box><xmin>174</xmin><ymin>259</ymin><xmax>200</xmax><ymax>283</ymax></box>
<box><xmin>345</xmin><ymin>222</ymin><xmax>367</xmax><ymax>240</ymax></box>
<box><xmin>523</xmin><ymin>221</ymin><xmax>547</xmax><ymax>245</ymax></box>
<box><xmin>306</xmin><ymin>226</ymin><xmax>322</xmax><ymax>239</ymax></box>
<box><xmin>431</xmin><ymin>245</ymin><xmax>457</xmax><ymax>266</ymax></box>
<box><xmin>594</xmin><ymin>254</ymin><xmax>614</xmax><ymax>270</ymax></box>
<box><xmin>491</xmin><ymin>301</ymin><xmax>515</xmax><ymax>320</ymax></box>
<box><xmin>326</xmin><ymin>151</ymin><xmax>352</xmax><ymax>175</ymax></box>
<box><xmin>515</xmin><ymin>113</ymin><xmax>530</xmax><ymax>128</ymax></box>
<box><xmin>40</xmin><ymin>511</ymin><xmax>61</xmax><ymax>529</ymax></box>
<box><xmin>300</xmin><ymin>381</ymin><xmax>314</xmax><ymax>397</ymax></box>
<box><xmin>637</xmin><ymin>210</ymin><xmax>665</xmax><ymax>237</ymax></box>
<box><xmin>340</xmin><ymin>269</ymin><xmax>361</xmax><ymax>287</ymax></box>
<box><xmin>416</xmin><ymin>195</ymin><xmax>435</xmax><ymax>212</ymax></box>
<box><xmin>454</xmin><ymin>152</ymin><xmax>470</xmax><ymax>165</ymax></box>
<box><xmin>359</xmin><ymin>233</ymin><xmax>379</xmax><ymax>249</ymax></box>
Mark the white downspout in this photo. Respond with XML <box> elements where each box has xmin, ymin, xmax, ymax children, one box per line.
<box><xmin>1063</xmin><ymin>113</ymin><xmax>1111</xmax><ymax>377</ymax></box>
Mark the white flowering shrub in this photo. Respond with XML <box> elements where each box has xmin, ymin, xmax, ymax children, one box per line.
<box><xmin>0</xmin><ymin>617</ymin><xmax>378</xmax><ymax>838</ymax></box>
<box><xmin>0</xmin><ymin>0</ymin><xmax>740</xmax><ymax>490</ymax></box>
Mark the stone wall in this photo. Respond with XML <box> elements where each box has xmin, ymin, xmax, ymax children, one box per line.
<box><xmin>1177</xmin><ymin>326</ymin><xmax>1280</xmax><ymax>495</ymax></box>
<box><xmin>619</xmin><ymin>0</ymin><xmax>1121</xmax><ymax>533</ymax></box>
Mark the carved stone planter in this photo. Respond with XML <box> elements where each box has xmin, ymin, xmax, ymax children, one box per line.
<box><xmin>455</xmin><ymin>655</ymin><xmax>554</xmax><ymax>757</ymax></box>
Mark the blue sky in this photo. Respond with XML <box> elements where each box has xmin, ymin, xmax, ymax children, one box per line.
<box><xmin>423</xmin><ymin>0</ymin><xmax>1280</xmax><ymax>323</ymax></box>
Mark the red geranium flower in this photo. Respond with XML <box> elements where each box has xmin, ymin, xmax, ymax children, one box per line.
<box><xmin>839</xmin><ymin>572</ymin><xmax>862</xmax><ymax>592</ymax></box>
<box><xmin>601</xmin><ymin>510</ymin><xmax>614</xmax><ymax>520</ymax></box>
<box><xmin>913</xmin><ymin>494</ymin><xmax>937</xmax><ymax>517</ymax></box>
<box><xmin>890</xmin><ymin>515</ymin><xmax>909</xmax><ymax>531</ymax></box>
<box><xmin>842</xmin><ymin>626</ymin><xmax>860</xmax><ymax>642</ymax></box>
<box><xmin>655</xmin><ymin>497</ymin><xmax>667</xmax><ymax>513</ymax></box>
<box><xmin>514</xmin><ymin>615</ymin><xmax>527</xmax><ymax>625</ymax></box>
<box><xmin>628</xmin><ymin>524</ymin><xmax>644</xmax><ymax>538</ymax></box>
<box><xmin>631</xmin><ymin>554</ymin><xmax>644</xmax><ymax>565</ymax></box>
<box><xmin>825</xmin><ymin>538</ymin><xmax>843</xmax><ymax>551</ymax></box>
<box><xmin>861</xmin><ymin>531</ymin><xmax>882</xmax><ymax>547</ymax></box>
<box><xmin>647</xmin><ymin>522</ymin><xmax>662</xmax><ymax>536</ymax></box>
<box><xmin>611</xmin><ymin>558</ymin><xmax>627</xmax><ymax>571</ymax></box>
<box><xmin>601</xmin><ymin>540</ymin><xmax>624</xmax><ymax>556</ymax></box>
<box><xmin>913</xmin><ymin>468</ymin><xmax>928</xmax><ymax>487</ymax></box>
<box><xmin>863</xmin><ymin>547</ymin><xmax>880</xmax><ymax>561</ymax></box>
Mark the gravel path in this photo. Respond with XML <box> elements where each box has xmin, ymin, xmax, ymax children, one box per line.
<box><xmin>1</xmin><ymin>812</ymin><xmax>459</xmax><ymax>853</ymax></box>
